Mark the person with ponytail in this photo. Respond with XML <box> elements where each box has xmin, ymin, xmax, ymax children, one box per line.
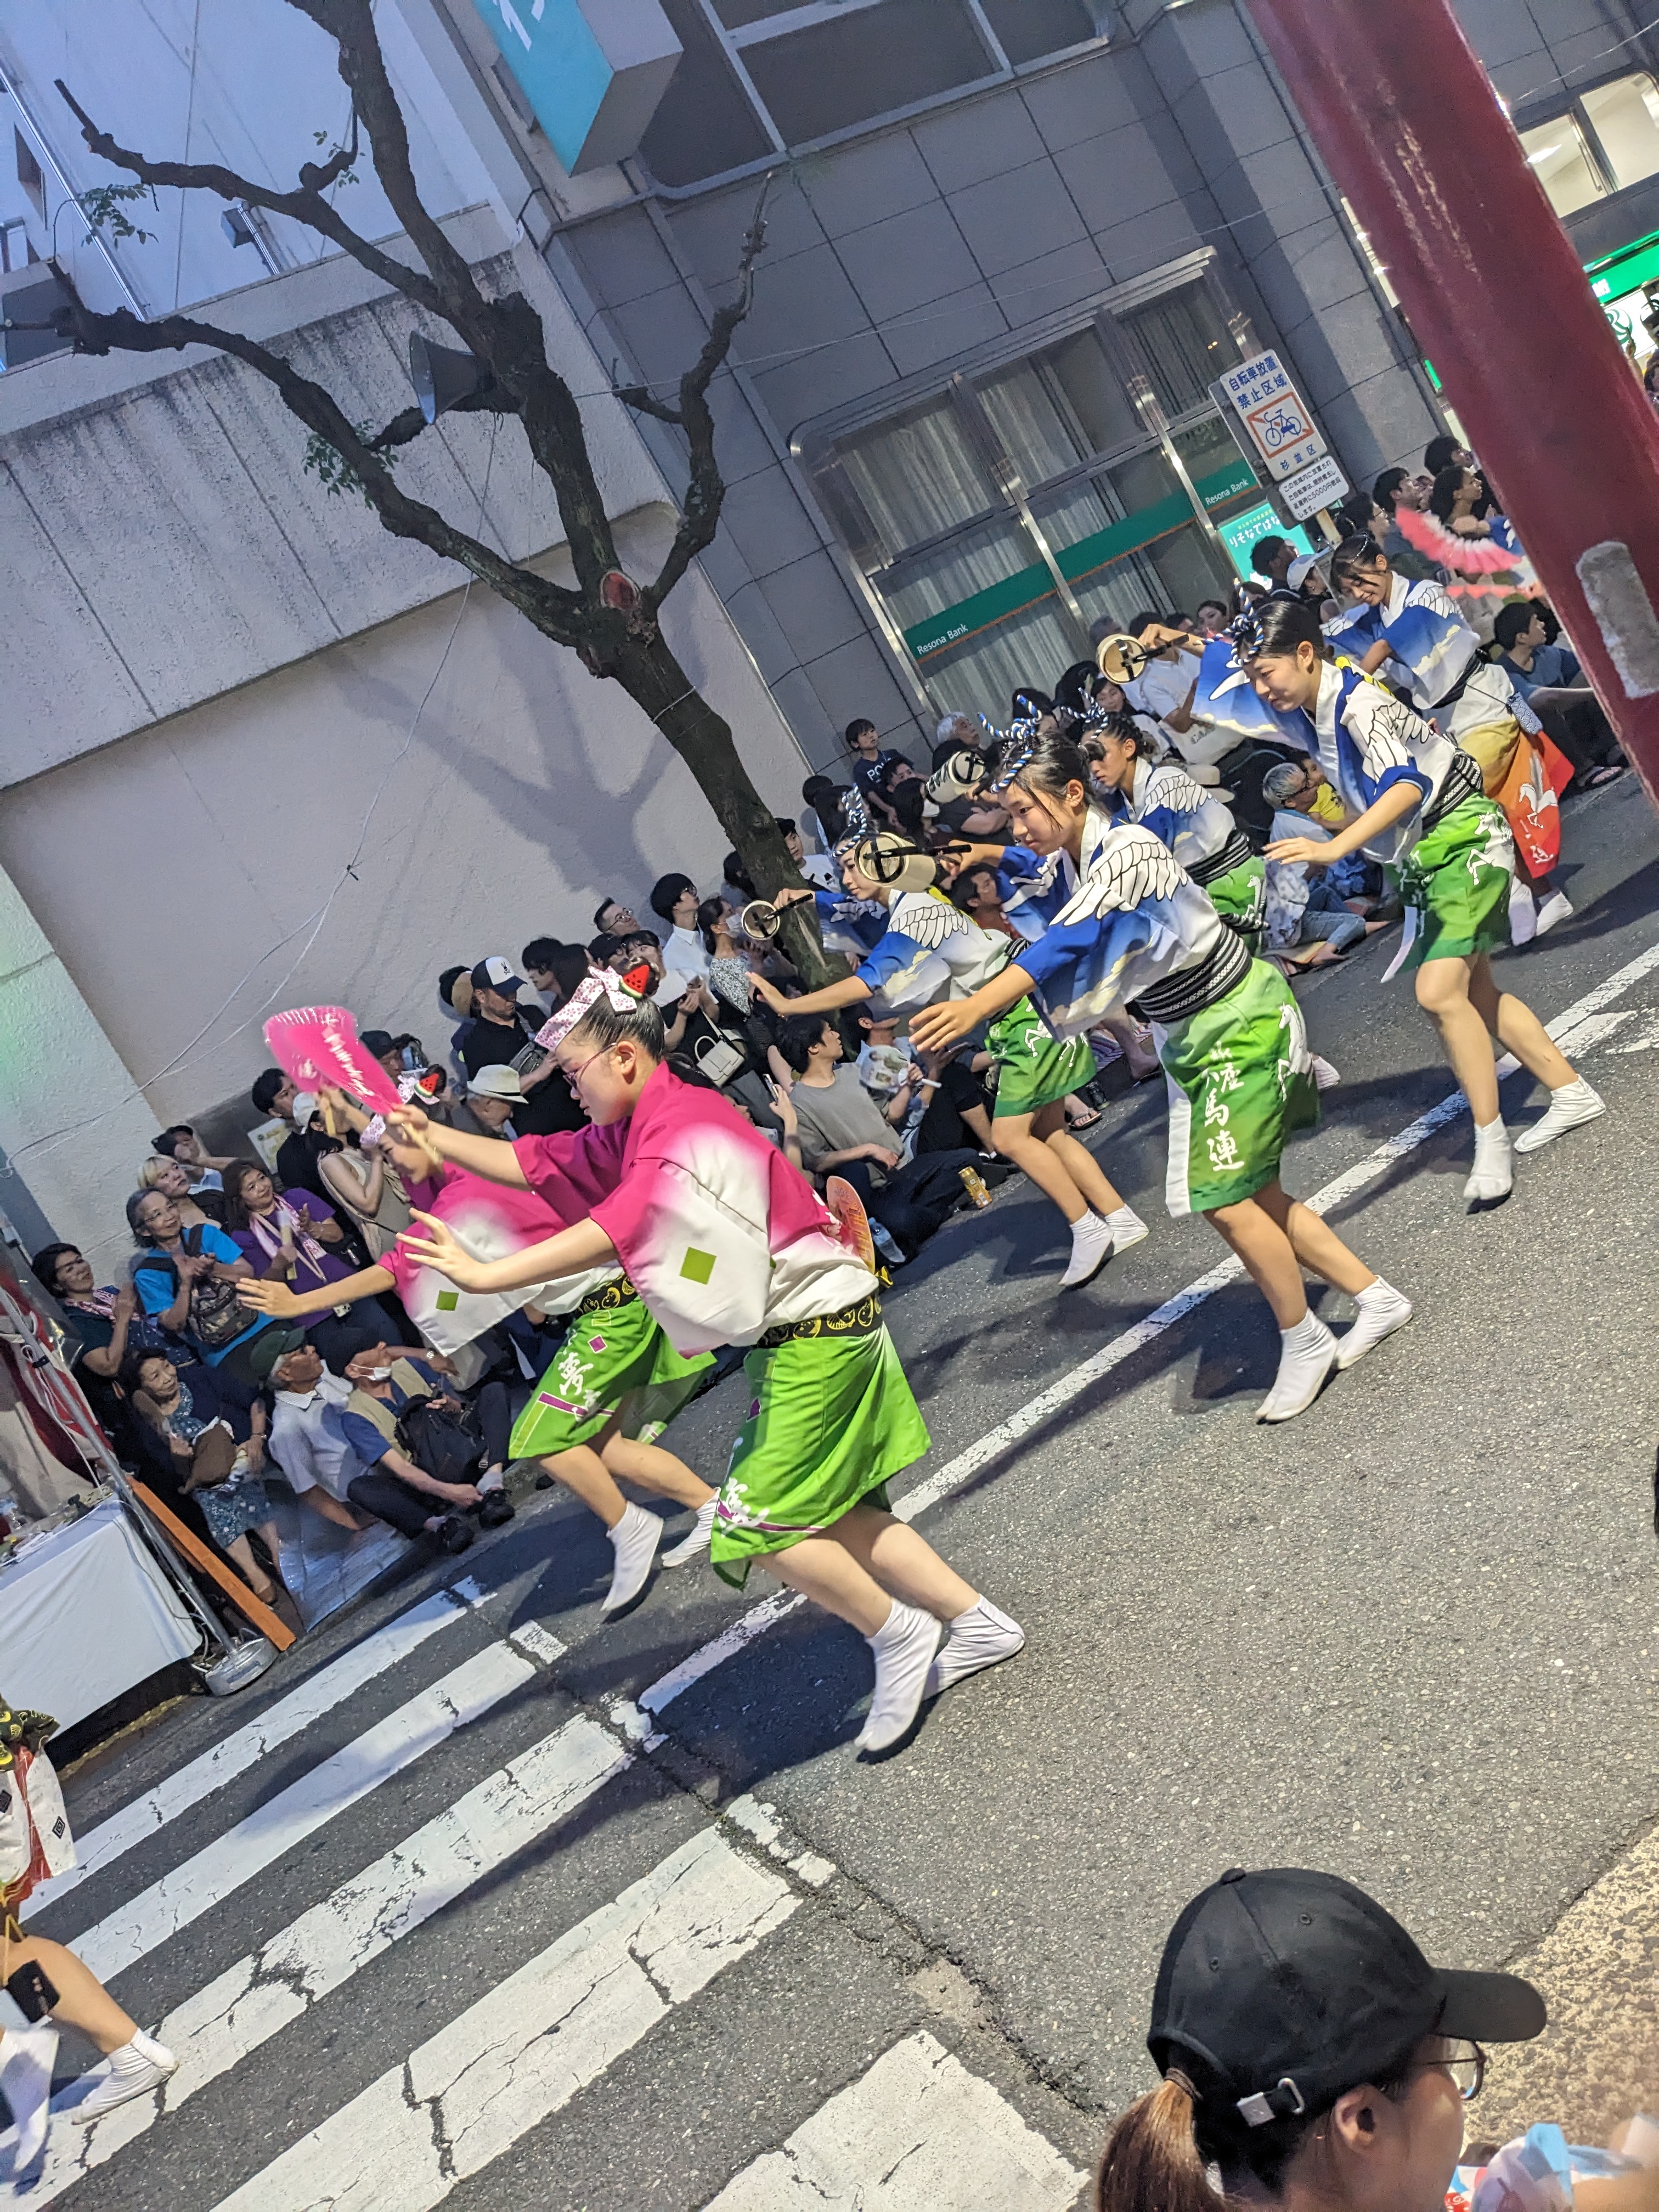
<box><xmin>751</xmin><ymin>823</ymin><xmax>1147</xmax><ymax>1291</ymax></box>
<box><xmin>399</xmin><ymin>968</ymin><xmax>1024</xmax><ymax>1756</ymax></box>
<box><xmin>911</xmin><ymin>727</ymin><xmax>1408</xmax><ymax>1423</ymax></box>
<box><xmin>1325</xmin><ymin>534</ymin><xmax>1572</xmax><ymax>939</ymax></box>
<box><xmin>1094</xmin><ymin>1865</ymin><xmax>1549</xmax><ymax>2212</ymax></box>
<box><xmin>1243</xmin><ymin>598</ymin><xmax>1604</xmax><ymax>1205</ymax></box>
<box><xmin>1080</xmin><ymin>709</ymin><xmax>1269</xmax><ymax>956</ymax></box>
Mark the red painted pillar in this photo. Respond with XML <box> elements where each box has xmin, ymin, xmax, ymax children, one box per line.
<box><xmin>1248</xmin><ymin>0</ymin><xmax>1659</xmax><ymax>804</ymax></box>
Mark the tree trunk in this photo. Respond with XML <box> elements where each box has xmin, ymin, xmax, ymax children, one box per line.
<box><xmin>614</xmin><ymin>633</ymin><xmax>845</xmax><ymax>991</ymax></box>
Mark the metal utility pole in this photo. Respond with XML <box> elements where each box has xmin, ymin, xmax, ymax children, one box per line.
<box><xmin>1248</xmin><ymin>0</ymin><xmax>1659</xmax><ymax>804</ymax></box>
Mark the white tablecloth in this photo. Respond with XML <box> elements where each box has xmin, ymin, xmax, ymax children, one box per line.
<box><xmin>0</xmin><ymin>1499</ymin><xmax>199</xmax><ymax>1727</ymax></box>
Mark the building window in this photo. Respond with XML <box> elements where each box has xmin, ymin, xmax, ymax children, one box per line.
<box><xmin>804</xmin><ymin>273</ymin><xmax>1264</xmax><ymax>720</ymax></box>
<box><xmin>1520</xmin><ymin>71</ymin><xmax>1659</xmax><ymax>218</ymax></box>
<box><xmin>637</xmin><ymin>0</ymin><xmax>1107</xmax><ymax>190</ymax></box>
<box><xmin>14</xmin><ymin>129</ymin><xmax>44</xmax><ymax>218</ymax></box>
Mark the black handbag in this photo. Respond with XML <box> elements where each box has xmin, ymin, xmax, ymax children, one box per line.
<box><xmin>397</xmin><ymin>1396</ymin><xmax>481</xmax><ymax>1486</ymax></box>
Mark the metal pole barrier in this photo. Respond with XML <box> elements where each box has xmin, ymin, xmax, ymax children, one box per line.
<box><xmin>1246</xmin><ymin>0</ymin><xmax>1659</xmax><ymax>804</ymax></box>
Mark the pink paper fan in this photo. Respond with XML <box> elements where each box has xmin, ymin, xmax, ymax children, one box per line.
<box><xmin>264</xmin><ymin>1006</ymin><xmax>403</xmax><ymax>1113</ymax></box>
<box><xmin>1393</xmin><ymin>503</ymin><xmax>1528</xmax><ymax>577</ymax></box>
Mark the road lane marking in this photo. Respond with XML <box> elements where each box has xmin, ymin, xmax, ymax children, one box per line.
<box><xmin>209</xmin><ymin>1827</ymin><xmax>797</xmax><ymax>2212</ymax></box>
<box><xmin>702</xmin><ymin>2031</ymin><xmax>1084</xmax><ymax>2209</ymax></box>
<box><xmin>67</xmin><ymin>1641</ymin><xmax>535</xmax><ymax>1982</ymax></box>
<box><xmin>645</xmin><ymin>933</ymin><xmax>1659</xmax><ymax>1711</ymax></box>
<box><xmin>38</xmin><ymin>1584</ymin><xmax>484</xmax><ymax>1908</ymax></box>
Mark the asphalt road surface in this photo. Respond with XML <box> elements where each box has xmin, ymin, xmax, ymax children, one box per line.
<box><xmin>16</xmin><ymin>774</ymin><xmax>1659</xmax><ymax>2208</ymax></box>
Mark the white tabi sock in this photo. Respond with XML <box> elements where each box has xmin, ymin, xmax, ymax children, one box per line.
<box><xmin>1104</xmin><ymin>1205</ymin><xmax>1149</xmax><ymax>1251</ymax></box>
<box><xmin>1464</xmin><ymin>1116</ymin><xmax>1513</xmax><ymax>1205</ymax></box>
<box><xmin>923</xmin><ymin>1598</ymin><xmax>1026</xmax><ymax>1698</ymax></box>
<box><xmin>1257</xmin><ymin>1312</ymin><xmax>1338</xmax><ymax>1423</ymax></box>
<box><xmin>855</xmin><ymin>1600</ymin><xmax>943</xmax><ymax>1753</ymax></box>
<box><xmin>1513</xmin><ymin>1076</ymin><xmax>1605</xmax><ymax>1154</ymax></box>
<box><xmin>1335</xmin><ymin>1277</ymin><xmax>1415</xmax><ymax>1371</ymax></box>
<box><xmin>1060</xmin><ymin>1211</ymin><xmax>1113</xmax><ymax>1289</ymax></box>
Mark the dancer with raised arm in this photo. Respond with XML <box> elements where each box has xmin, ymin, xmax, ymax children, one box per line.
<box><xmin>1242</xmin><ymin>600</ymin><xmax>1604</xmax><ymax>1205</ymax></box>
<box><xmin>911</xmin><ymin>729</ymin><xmax>1410</xmax><ymax>1423</ymax></box>
<box><xmin>753</xmin><ymin>824</ymin><xmax>1145</xmax><ymax>1290</ymax></box>
<box><xmin>400</xmin><ymin>972</ymin><xmax>1024</xmax><ymax>1754</ymax></box>
<box><xmin>239</xmin><ymin>1101</ymin><xmax>718</xmax><ymax>1611</ymax></box>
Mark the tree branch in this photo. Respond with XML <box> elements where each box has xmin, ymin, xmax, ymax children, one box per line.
<box><xmin>50</xmin><ymin>299</ymin><xmax>590</xmax><ymax>644</ymax></box>
<box><xmin>630</xmin><ymin>176</ymin><xmax>773</xmax><ymax>620</ymax></box>
<box><xmin>54</xmin><ymin>77</ymin><xmax>445</xmax><ymax>318</ymax></box>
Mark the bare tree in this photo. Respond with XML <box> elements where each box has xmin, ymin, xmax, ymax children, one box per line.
<box><xmin>40</xmin><ymin>0</ymin><xmax>841</xmax><ymax>983</ymax></box>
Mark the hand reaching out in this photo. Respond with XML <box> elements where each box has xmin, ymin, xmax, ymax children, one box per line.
<box><xmin>399</xmin><ymin>1210</ymin><xmax>488</xmax><ymax>1291</ymax></box>
<box><xmin>236</xmin><ymin>1277</ymin><xmax>305</xmax><ymax>1319</ymax></box>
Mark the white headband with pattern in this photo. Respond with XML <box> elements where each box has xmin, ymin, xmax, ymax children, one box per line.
<box><xmin>535</xmin><ymin>967</ymin><xmax>641</xmax><ymax>1051</ymax></box>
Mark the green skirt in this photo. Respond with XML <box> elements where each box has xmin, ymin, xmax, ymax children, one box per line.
<box><xmin>1156</xmin><ymin>958</ymin><xmax>1319</xmax><ymax>1217</ymax></box>
<box><xmin>709</xmin><ymin>1312</ymin><xmax>929</xmax><ymax>1589</ymax></box>
<box><xmin>1394</xmin><ymin>794</ymin><xmax>1514</xmax><ymax>970</ymax></box>
<box><xmin>1199</xmin><ymin>853</ymin><xmax>1267</xmax><ymax>958</ymax></box>
<box><xmin>987</xmin><ymin>993</ymin><xmax>1096</xmax><ymax>1119</ymax></box>
<box><xmin>508</xmin><ymin>1282</ymin><xmax>712</xmax><ymax>1460</ymax></box>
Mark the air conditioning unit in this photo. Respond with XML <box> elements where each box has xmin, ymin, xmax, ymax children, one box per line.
<box><xmin>0</xmin><ymin>262</ymin><xmax>76</xmax><ymax>370</ymax></box>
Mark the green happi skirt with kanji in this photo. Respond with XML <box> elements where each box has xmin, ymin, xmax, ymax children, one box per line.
<box><xmin>709</xmin><ymin>1296</ymin><xmax>929</xmax><ymax>1589</ymax></box>
<box><xmin>1394</xmin><ymin>794</ymin><xmax>1514</xmax><ymax>970</ymax></box>
<box><xmin>1155</xmin><ymin>957</ymin><xmax>1319</xmax><ymax>1217</ymax></box>
<box><xmin>1196</xmin><ymin>851</ymin><xmax>1267</xmax><ymax>957</ymax></box>
<box><xmin>987</xmin><ymin>993</ymin><xmax>1096</xmax><ymax>1119</ymax></box>
<box><xmin>508</xmin><ymin>1278</ymin><xmax>712</xmax><ymax>1460</ymax></box>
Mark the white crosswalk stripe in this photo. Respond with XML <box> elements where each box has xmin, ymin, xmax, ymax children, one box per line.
<box><xmin>703</xmin><ymin>2032</ymin><xmax>1085</xmax><ymax>2209</ymax></box>
<box><xmin>66</xmin><ymin>1640</ymin><xmax>535</xmax><ymax>1981</ymax></box>
<box><xmin>36</xmin><ymin>1584</ymin><xmax>484</xmax><ymax>1909</ymax></box>
<box><xmin>210</xmin><ymin>1826</ymin><xmax>800</xmax><ymax>2212</ymax></box>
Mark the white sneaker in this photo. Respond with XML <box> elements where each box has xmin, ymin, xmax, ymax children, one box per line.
<box><xmin>1256</xmin><ymin>1314</ymin><xmax>1338</xmax><ymax>1423</ymax></box>
<box><xmin>1513</xmin><ymin>1076</ymin><xmax>1606</xmax><ymax>1154</ymax></box>
<box><xmin>1</xmin><ymin>2022</ymin><xmax>59</xmax><ymax>2167</ymax></box>
<box><xmin>1534</xmin><ymin>889</ymin><xmax>1573</xmax><ymax>936</ymax></box>
<box><xmin>1059</xmin><ymin>1211</ymin><xmax>1113</xmax><ymax>1289</ymax></box>
<box><xmin>856</xmin><ymin>1601</ymin><xmax>944</xmax><ymax>1753</ymax></box>
<box><xmin>1464</xmin><ymin>1117</ymin><xmax>1514</xmax><ymax>1204</ymax></box>
<box><xmin>923</xmin><ymin>1599</ymin><xmax>1026</xmax><ymax>1697</ymax></box>
<box><xmin>61</xmin><ymin>2032</ymin><xmax>176</xmax><ymax>2125</ymax></box>
<box><xmin>1509</xmin><ymin>881</ymin><xmax>1538</xmax><ymax>945</ymax></box>
<box><xmin>1311</xmin><ymin>1054</ymin><xmax>1341</xmax><ymax>1091</ymax></box>
<box><xmin>1335</xmin><ymin>1279</ymin><xmax>1414</xmax><ymax>1370</ymax></box>
<box><xmin>602</xmin><ymin>1502</ymin><xmax>662</xmax><ymax>1613</ymax></box>
<box><xmin>660</xmin><ymin>1498</ymin><xmax>717</xmax><ymax>1568</ymax></box>
<box><xmin>1104</xmin><ymin>1205</ymin><xmax>1149</xmax><ymax>1252</ymax></box>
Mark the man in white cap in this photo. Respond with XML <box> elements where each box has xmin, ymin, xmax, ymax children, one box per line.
<box><xmin>462</xmin><ymin>1065</ymin><xmax>523</xmax><ymax>1139</ymax></box>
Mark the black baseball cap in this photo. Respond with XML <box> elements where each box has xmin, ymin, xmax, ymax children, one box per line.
<box><xmin>1148</xmin><ymin>1869</ymin><xmax>1545</xmax><ymax>2127</ymax></box>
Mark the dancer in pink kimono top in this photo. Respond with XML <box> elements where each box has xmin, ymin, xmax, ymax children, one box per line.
<box><xmin>400</xmin><ymin>970</ymin><xmax>1024</xmax><ymax>1756</ymax></box>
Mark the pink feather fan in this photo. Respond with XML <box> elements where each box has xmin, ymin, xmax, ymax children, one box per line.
<box><xmin>1392</xmin><ymin>503</ymin><xmax>1529</xmax><ymax>577</ymax></box>
<box><xmin>263</xmin><ymin>1006</ymin><xmax>403</xmax><ymax>1114</ymax></box>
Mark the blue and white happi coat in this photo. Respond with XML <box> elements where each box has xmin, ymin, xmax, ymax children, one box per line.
<box><xmin>1309</xmin><ymin>658</ymin><xmax>1476</xmax><ymax>867</ymax></box>
<box><xmin>1326</xmin><ymin>573</ymin><xmax>1539</xmax><ymax>744</ymax></box>
<box><xmin>1111</xmin><ymin>755</ymin><xmax>1246</xmax><ymax>881</ymax></box>
<box><xmin>854</xmin><ymin>887</ymin><xmax>1012</xmax><ymax>1015</ymax></box>
<box><xmin>1190</xmin><ymin>634</ymin><xmax>1312</xmax><ymax>753</ymax></box>
<box><xmin>1008</xmin><ymin>812</ymin><xmax>1239</xmax><ymax>1041</ymax></box>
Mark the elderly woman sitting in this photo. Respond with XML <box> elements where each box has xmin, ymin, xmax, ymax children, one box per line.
<box><xmin>219</xmin><ymin>1159</ymin><xmax>398</xmax><ymax>1373</ymax></box>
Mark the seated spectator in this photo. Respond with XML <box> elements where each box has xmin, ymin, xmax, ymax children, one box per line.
<box><xmin>607</xmin><ymin>932</ymin><xmax>726</xmax><ymax>1066</ymax></box>
<box><xmin>308</xmin><ymin>1109</ymin><xmax>411</xmax><ymax>1261</ymax></box>
<box><xmin>775</xmin><ymin>1014</ymin><xmax>984</xmax><ymax>1262</ymax></box>
<box><xmin>127</xmin><ymin>1184</ymin><xmax>284</xmax><ymax>1387</ymax></box>
<box><xmin>1371</xmin><ymin>464</ymin><xmax>1440</xmax><ymax>581</ymax></box>
<box><xmin>538</xmin><ymin>941</ymin><xmax>597</xmax><ymax>1013</ymax></box>
<box><xmin>594</xmin><ymin>896</ymin><xmax>640</xmax><ymax>939</ymax></box>
<box><xmin>31</xmin><ymin>1241</ymin><xmax>182</xmax><ymax>1456</ymax></box>
<box><xmin>220</xmin><ymin>1158</ymin><xmax>397</xmax><ymax>1370</ymax></box>
<box><xmin>335</xmin><ymin>1347</ymin><xmax>492</xmax><ymax>1554</ymax></box>
<box><xmin>847</xmin><ymin>718</ymin><xmax>925</xmax><ymax>834</ymax></box>
<box><xmin>648</xmin><ymin>872</ymin><xmax>712</xmax><ymax>988</ymax></box>
<box><xmin>121</xmin><ymin>1344</ymin><xmax>300</xmax><ymax>1631</ymax></box>
<box><xmin>950</xmin><ymin>861</ymin><xmax>1023</xmax><ymax>940</ymax></box>
<box><xmin>1260</xmin><ymin>758</ymin><xmax>1384</xmax><ymax>904</ymax></box>
<box><xmin>802</xmin><ymin>774</ymin><xmax>852</xmax><ymax>850</ymax></box>
<box><xmin>256</xmin><ymin>1336</ymin><xmax>373</xmax><ymax>1536</ymax></box>
<box><xmin>437</xmin><ymin>964</ymin><xmax>474</xmax><ymax>1082</ymax></box>
<box><xmin>137</xmin><ymin>1153</ymin><xmax>227</xmax><ymax>1227</ymax></box>
<box><xmin>459</xmin><ymin>1065</ymin><xmax>523</xmax><ymax>1136</ymax></box>
<box><xmin>932</xmin><ymin>710</ymin><xmax>980</xmax><ymax>770</ymax></box>
<box><xmin>1091</xmin><ymin>1865</ymin><xmax>1547</xmax><ymax>2212</ymax></box>
<box><xmin>152</xmin><ymin>1124</ymin><xmax>230</xmax><ymax>1192</ymax></box>
<box><xmin>854</xmin><ymin>1010</ymin><xmax>998</xmax><ymax>1159</ymax></box>
<box><xmin>459</xmin><ymin>956</ymin><xmax>586</xmax><ymax>1136</ymax></box>
<box><xmin>698</xmin><ymin>896</ymin><xmax>761</xmax><ymax>1018</ymax></box>
<box><xmin>356</xmin><ymin>1030</ymin><xmax>405</xmax><ymax>1088</ymax></box>
<box><xmin>250</xmin><ymin>1068</ymin><xmax>328</xmax><ymax>1199</ymax></box>
<box><xmin>1492</xmin><ymin>601</ymin><xmax>1625</xmax><ymax>788</ymax></box>
<box><xmin>520</xmin><ymin>936</ymin><xmax>567</xmax><ymax>1012</ymax></box>
<box><xmin>1195</xmin><ymin>596</ymin><xmax>1230</xmax><ymax>635</ymax></box>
